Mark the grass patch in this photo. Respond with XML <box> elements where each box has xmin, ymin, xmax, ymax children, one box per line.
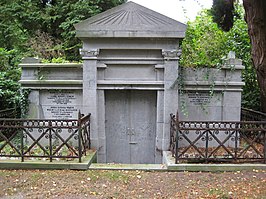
<box><xmin>0</xmin><ymin>170</ymin><xmax>18</xmax><ymax>177</ymax></box>
<box><xmin>30</xmin><ymin>173</ymin><xmax>43</xmax><ymax>182</ymax></box>
<box><xmin>208</xmin><ymin>188</ymin><xmax>231</xmax><ymax>199</ymax></box>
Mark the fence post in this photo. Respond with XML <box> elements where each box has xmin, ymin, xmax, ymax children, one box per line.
<box><xmin>21</xmin><ymin>128</ymin><xmax>24</xmax><ymax>162</ymax></box>
<box><xmin>88</xmin><ymin>113</ymin><xmax>91</xmax><ymax>150</ymax></box>
<box><xmin>205</xmin><ymin>123</ymin><xmax>209</xmax><ymax>163</ymax></box>
<box><xmin>264</xmin><ymin>131</ymin><xmax>266</xmax><ymax>164</ymax></box>
<box><xmin>78</xmin><ymin>111</ymin><xmax>82</xmax><ymax>163</ymax></box>
<box><xmin>49</xmin><ymin>121</ymin><xmax>53</xmax><ymax>162</ymax></box>
<box><xmin>175</xmin><ymin>111</ymin><xmax>179</xmax><ymax>164</ymax></box>
<box><xmin>234</xmin><ymin>123</ymin><xmax>240</xmax><ymax>162</ymax></box>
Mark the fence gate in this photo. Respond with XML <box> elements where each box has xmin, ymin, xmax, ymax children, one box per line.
<box><xmin>105</xmin><ymin>90</ymin><xmax>156</xmax><ymax>164</ymax></box>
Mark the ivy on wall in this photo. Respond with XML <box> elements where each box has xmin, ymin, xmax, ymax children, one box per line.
<box><xmin>180</xmin><ymin>8</ymin><xmax>260</xmax><ymax>110</ymax></box>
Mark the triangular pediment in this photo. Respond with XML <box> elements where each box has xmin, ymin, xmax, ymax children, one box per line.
<box><xmin>74</xmin><ymin>1</ymin><xmax>187</xmax><ymax>38</ymax></box>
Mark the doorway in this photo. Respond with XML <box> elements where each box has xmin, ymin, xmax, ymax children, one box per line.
<box><xmin>105</xmin><ymin>90</ymin><xmax>157</xmax><ymax>163</ymax></box>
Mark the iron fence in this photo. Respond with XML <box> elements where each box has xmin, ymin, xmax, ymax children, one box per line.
<box><xmin>170</xmin><ymin>112</ymin><xmax>266</xmax><ymax>164</ymax></box>
<box><xmin>0</xmin><ymin>108</ymin><xmax>17</xmax><ymax>118</ymax></box>
<box><xmin>0</xmin><ymin>112</ymin><xmax>91</xmax><ymax>163</ymax></box>
<box><xmin>241</xmin><ymin>108</ymin><xmax>266</xmax><ymax>121</ymax></box>
<box><xmin>170</xmin><ymin>113</ymin><xmax>177</xmax><ymax>160</ymax></box>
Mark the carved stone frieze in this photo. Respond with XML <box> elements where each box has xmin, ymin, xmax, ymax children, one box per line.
<box><xmin>162</xmin><ymin>49</ymin><xmax>182</xmax><ymax>60</ymax></box>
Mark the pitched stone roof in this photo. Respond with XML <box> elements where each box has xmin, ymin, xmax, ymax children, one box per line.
<box><xmin>74</xmin><ymin>1</ymin><xmax>187</xmax><ymax>38</ymax></box>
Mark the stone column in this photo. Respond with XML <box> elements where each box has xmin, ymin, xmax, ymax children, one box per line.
<box><xmin>161</xmin><ymin>49</ymin><xmax>181</xmax><ymax>151</ymax></box>
<box><xmin>80</xmin><ymin>49</ymin><xmax>99</xmax><ymax>149</ymax></box>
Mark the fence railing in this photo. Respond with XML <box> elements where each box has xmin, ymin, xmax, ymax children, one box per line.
<box><xmin>0</xmin><ymin>108</ymin><xmax>17</xmax><ymax>118</ymax></box>
<box><xmin>170</xmin><ymin>112</ymin><xmax>266</xmax><ymax>164</ymax></box>
<box><xmin>0</xmin><ymin>112</ymin><xmax>91</xmax><ymax>163</ymax></box>
<box><xmin>241</xmin><ymin>108</ymin><xmax>266</xmax><ymax>121</ymax></box>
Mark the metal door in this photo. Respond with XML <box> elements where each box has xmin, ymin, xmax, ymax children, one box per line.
<box><xmin>105</xmin><ymin>90</ymin><xmax>156</xmax><ymax>163</ymax></box>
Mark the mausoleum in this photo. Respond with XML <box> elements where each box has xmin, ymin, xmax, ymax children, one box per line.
<box><xmin>20</xmin><ymin>1</ymin><xmax>244</xmax><ymax>164</ymax></box>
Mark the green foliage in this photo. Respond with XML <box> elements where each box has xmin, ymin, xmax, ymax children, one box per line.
<box><xmin>41</xmin><ymin>57</ymin><xmax>71</xmax><ymax>63</ymax></box>
<box><xmin>0</xmin><ymin>48</ymin><xmax>21</xmax><ymax>109</ymax></box>
<box><xmin>0</xmin><ymin>48</ymin><xmax>30</xmax><ymax>116</ymax></box>
<box><xmin>0</xmin><ymin>0</ymin><xmax>126</xmax><ymax>61</ymax></box>
<box><xmin>225</xmin><ymin>11</ymin><xmax>260</xmax><ymax>110</ymax></box>
<box><xmin>0</xmin><ymin>0</ymin><xmax>125</xmax><ymax>117</ymax></box>
<box><xmin>0</xmin><ymin>0</ymin><xmax>38</xmax><ymax>51</ymax></box>
<box><xmin>180</xmin><ymin>11</ymin><xmax>228</xmax><ymax>67</ymax></box>
<box><xmin>181</xmin><ymin>8</ymin><xmax>260</xmax><ymax>110</ymax></box>
<box><xmin>19</xmin><ymin>89</ymin><xmax>31</xmax><ymax>118</ymax></box>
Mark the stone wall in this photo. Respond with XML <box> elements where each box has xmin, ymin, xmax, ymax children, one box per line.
<box><xmin>19</xmin><ymin>52</ymin><xmax>244</xmax><ymax>159</ymax></box>
<box><xmin>19</xmin><ymin>57</ymin><xmax>83</xmax><ymax>120</ymax></box>
<box><xmin>19</xmin><ymin>54</ymin><xmax>244</xmax><ymax>124</ymax></box>
<box><xmin>179</xmin><ymin>53</ymin><xmax>245</xmax><ymax>121</ymax></box>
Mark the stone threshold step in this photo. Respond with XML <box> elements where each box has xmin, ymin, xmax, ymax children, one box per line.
<box><xmin>89</xmin><ymin>163</ymin><xmax>167</xmax><ymax>171</ymax></box>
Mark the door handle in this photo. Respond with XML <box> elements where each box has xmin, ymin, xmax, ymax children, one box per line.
<box><xmin>127</xmin><ymin>128</ymin><xmax>131</xmax><ymax>135</ymax></box>
<box><xmin>129</xmin><ymin>142</ymin><xmax>137</xmax><ymax>144</ymax></box>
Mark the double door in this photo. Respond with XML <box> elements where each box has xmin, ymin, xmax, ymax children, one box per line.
<box><xmin>105</xmin><ymin>90</ymin><xmax>156</xmax><ymax>163</ymax></box>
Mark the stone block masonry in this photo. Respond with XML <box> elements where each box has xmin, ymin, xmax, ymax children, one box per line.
<box><xmin>19</xmin><ymin>2</ymin><xmax>244</xmax><ymax>164</ymax></box>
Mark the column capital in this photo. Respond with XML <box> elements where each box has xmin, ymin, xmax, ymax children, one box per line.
<box><xmin>80</xmin><ymin>49</ymin><xmax>99</xmax><ymax>59</ymax></box>
<box><xmin>162</xmin><ymin>49</ymin><xmax>182</xmax><ymax>60</ymax></box>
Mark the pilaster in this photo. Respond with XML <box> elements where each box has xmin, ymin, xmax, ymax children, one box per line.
<box><xmin>221</xmin><ymin>52</ymin><xmax>245</xmax><ymax>121</ymax></box>
<box><xmin>80</xmin><ymin>49</ymin><xmax>99</xmax><ymax>149</ymax></box>
<box><xmin>161</xmin><ymin>49</ymin><xmax>181</xmax><ymax>151</ymax></box>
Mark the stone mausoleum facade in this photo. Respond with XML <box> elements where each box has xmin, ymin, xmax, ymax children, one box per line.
<box><xmin>20</xmin><ymin>2</ymin><xmax>244</xmax><ymax>164</ymax></box>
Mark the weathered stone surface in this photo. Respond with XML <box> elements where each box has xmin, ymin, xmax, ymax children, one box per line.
<box><xmin>21</xmin><ymin>57</ymin><xmax>40</xmax><ymax>63</ymax></box>
<box><xmin>20</xmin><ymin>2</ymin><xmax>244</xmax><ymax>165</ymax></box>
<box><xmin>73</xmin><ymin>1</ymin><xmax>186</xmax><ymax>164</ymax></box>
<box><xmin>39</xmin><ymin>90</ymin><xmax>82</xmax><ymax>119</ymax></box>
<box><xmin>179</xmin><ymin>60</ymin><xmax>244</xmax><ymax>122</ymax></box>
<box><xmin>74</xmin><ymin>1</ymin><xmax>186</xmax><ymax>38</ymax></box>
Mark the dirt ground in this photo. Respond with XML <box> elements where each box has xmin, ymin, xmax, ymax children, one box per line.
<box><xmin>0</xmin><ymin>169</ymin><xmax>265</xmax><ymax>199</ymax></box>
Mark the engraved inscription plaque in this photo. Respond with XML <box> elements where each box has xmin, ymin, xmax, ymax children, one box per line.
<box><xmin>40</xmin><ymin>90</ymin><xmax>82</xmax><ymax>119</ymax></box>
<box><xmin>188</xmin><ymin>92</ymin><xmax>210</xmax><ymax>106</ymax></box>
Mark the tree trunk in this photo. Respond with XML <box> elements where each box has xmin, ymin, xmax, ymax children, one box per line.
<box><xmin>243</xmin><ymin>0</ymin><xmax>266</xmax><ymax>112</ymax></box>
